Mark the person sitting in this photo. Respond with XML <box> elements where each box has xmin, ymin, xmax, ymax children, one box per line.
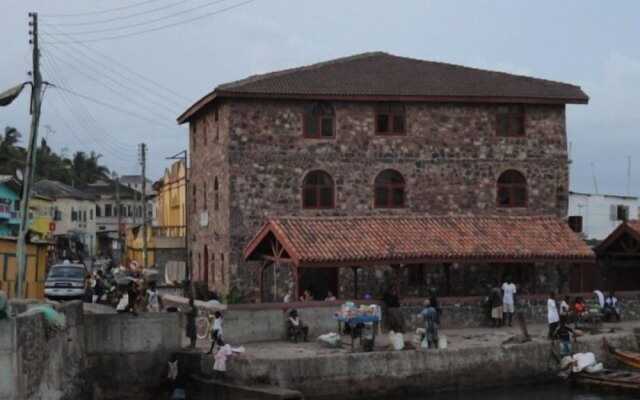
<box><xmin>324</xmin><ymin>291</ymin><xmax>337</xmax><ymax>302</ymax></box>
<box><xmin>573</xmin><ymin>297</ymin><xmax>587</xmax><ymax>317</ymax></box>
<box><xmin>299</xmin><ymin>289</ymin><xmax>313</xmax><ymax>302</ymax></box>
<box><xmin>286</xmin><ymin>309</ymin><xmax>309</xmax><ymax>342</ymax></box>
<box><xmin>603</xmin><ymin>292</ymin><xmax>621</xmax><ymax>322</ymax></box>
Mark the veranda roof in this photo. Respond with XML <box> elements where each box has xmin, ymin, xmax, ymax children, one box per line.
<box><xmin>243</xmin><ymin>215</ymin><xmax>595</xmax><ymax>268</ymax></box>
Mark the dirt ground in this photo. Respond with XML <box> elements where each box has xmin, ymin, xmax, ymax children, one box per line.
<box><xmin>188</xmin><ymin>320</ymin><xmax>639</xmax><ymax>360</ymax></box>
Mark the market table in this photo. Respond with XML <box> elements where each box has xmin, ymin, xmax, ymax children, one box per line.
<box><xmin>335</xmin><ymin>314</ymin><xmax>380</xmax><ymax>351</ymax></box>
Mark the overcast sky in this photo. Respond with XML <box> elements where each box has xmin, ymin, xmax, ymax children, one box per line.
<box><xmin>1</xmin><ymin>1</ymin><xmax>639</xmax><ymax>194</ymax></box>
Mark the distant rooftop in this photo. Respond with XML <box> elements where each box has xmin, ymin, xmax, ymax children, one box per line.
<box><xmin>33</xmin><ymin>180</ymin><xmax>95</xmax><ymax>201</ymax></box>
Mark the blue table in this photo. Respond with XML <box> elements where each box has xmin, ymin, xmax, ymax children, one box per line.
<box><xmin>335</xmin><ymin>315</ymin><xmax>380</xmax><ymax>351</ymax></box>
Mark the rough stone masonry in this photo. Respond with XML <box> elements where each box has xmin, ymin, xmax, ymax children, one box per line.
<box><xmin>182</xmin><ymin>52</ymin><xmax>587</xmax><ymax>302</ymax></box>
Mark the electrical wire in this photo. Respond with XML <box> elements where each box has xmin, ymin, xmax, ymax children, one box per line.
<box><xmin>44</xmin><ymin>0</ymin><xmax>229</xmax><ymax>35</ymax></box>
<box><xmin>41</xmin><ymin>26</ymin><xmax>191</xmax><ymax>104</ymax></box>
<box><xmin>41</xmin><ymin>55</ymin><xmax>141</xmax><ymax>158</ymax></box>
<box><xmin>42</xmin><ymin>39</ymin><xmax>185</xmax><ymax>110</ymax></box>
<box><xmin>42</xmin><ymin>0</ymin><xmax>256</xmax><ymax>43</ymax></box>
<box><xmin>41</xmin><ymin>0</ymin><xmax>194</xmax><ymax>27</ymax></box>
<box><xmin>43</xmin><ymin>49</ymin><xmax>180</xmax><ymax>121</ymax></box>
<box><xmin>42</xmin><ymin>0</ymin><xmax>164</xmax><ymax>18</ymax></box>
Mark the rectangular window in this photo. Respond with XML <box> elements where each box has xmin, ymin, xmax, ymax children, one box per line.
<box><xmin>71</xmin><ymin>208</ymin><xmax>77</xmax><ymax>221</ymax></box>
<box><xmin>105</xmin><ymin>204</ymin><xmax>112</xmax><ymax>217</ymax></box>
<box><xmin>83</xmin><ymin>210</ymin><xmax>87</xmax><ymax>222</ymax></box>
<box><xmin>215</xmin><ymin>108</ymin><xmax>220</xmax><ymax>143</ymax></box>
<box><xmin>203</xmin><ymin>182</ymin><xmax>207</xmax><ymax>211</ymax></box>
<box><xmin>568</xmin><ymin>216</ymin><xmax>583</xmax><ymax>233</ymax></box>
<box><xmin>193</xmin><ymin>184</ymin><xmax>197</xmax><ymax>210</ymax></box>
<box><xmin>496</xmin><ymin>105</ymin><xmax>525</xmax><ymax>137</ymax></box>
<box><xmin>376</xmin><ymin>104</ymin><xmax>405</xmax><ymax>135</ymax></box>
<box><xmin>128</xmin><ymin>205</ymin><xmax>132</xmax><ymax>217</ymax></box>
<box><xmin>617</xmin><ymin>205</ymin><xmax>629</xmax><ymax>221</ymax></box>
<box><xmin>191</xmin><ymin>123</ymin><xmax>197</xmax><ymax>148</ymax></box>
<box><xmin>14</xmin><ymin>200</ymin><xmax>20</xmax><ymax>211</ymax></box>
<box><xmin>89</xmin><ymin>209</ymin><xmax>93</xmax><ymax>220</ymax></box>
<box><xmin>96</xmin><ymin>205</ymin><xmax>102</xmax><ymax>218</ymax></box>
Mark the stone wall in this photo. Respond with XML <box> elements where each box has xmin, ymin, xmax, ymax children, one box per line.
<box><xmin>84</xmin><ymin>311</ymin><xmax>185</xmax><ymax>399</ymax></box>
<box><xmin>189</xmin><ymin>98</ymin><xmax>570</xmax><ymax>300</ymax></box>
<box><xmin>225</xmin><ymin>331</ymin><xmax>637</xmax><ymax>399</ymax></box>
<box><xmin>0</xmin><ymin>301</ymin><xmax>86</xmax><ymax>400</ymax></box>
<box><xmin>0</xmin><ymin>301</ymin><xmax>185</xmax><ymax>400</ymax></box>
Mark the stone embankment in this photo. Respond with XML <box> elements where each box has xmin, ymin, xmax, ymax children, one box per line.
<box><xmin>0</xmin><ymin>301</ymin><xmax>184</xmax><ymax>400</ymax></box>
<box><xmin>182</xmin><ymin>324</ymin><xmax>640</xmax><ymax>400</ymax></box>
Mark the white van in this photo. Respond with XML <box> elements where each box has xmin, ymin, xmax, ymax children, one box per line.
<box><xmin>44</xmin><ymin>263</ymin><xmax>87</xmax><ymax>300</ymax></box>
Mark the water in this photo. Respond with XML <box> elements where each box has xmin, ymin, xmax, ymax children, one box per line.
<box><xmin>405</xmin><ymin>384</ymin><xmax>635</xmax><ymax>400</ymax></box>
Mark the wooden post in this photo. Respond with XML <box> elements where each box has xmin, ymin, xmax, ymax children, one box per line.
<box><xmin>258</xmin><ymin>260</ymin><xmax>272</xmax><ymax>303</ymax></box>
<box><xmin>352</xmin><ymin>267</ymin><xmax>358</xmax><ymax>299</ymax></box>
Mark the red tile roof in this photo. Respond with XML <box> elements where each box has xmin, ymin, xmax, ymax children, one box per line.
<box><xmin>595</xmin><ymin>220</ymin><xmax>640</xmax><ymax>254</ymax></box>
<box><xmin>243</xmin><ymin>215</ymin><xmax>595</xmax><ymax>267</ymax></box>
<box><xmin>178</xmin><ymin>52</ymin><xmax>588</xmax><ymax>123</ymax></box>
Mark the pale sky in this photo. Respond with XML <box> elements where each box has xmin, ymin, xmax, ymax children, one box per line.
<box><xmin>1</xmin><ymin>0</ymin><xmax>639</xmax><ymax>195</ymax></box>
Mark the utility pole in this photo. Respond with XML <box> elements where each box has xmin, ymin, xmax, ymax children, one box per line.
<box><xmin>139</xmin><ymin>143</ymin><xmax>148</xmax><ymax>268</ymax></box>
<box><xmin>113</xmin><ymin>172</ymin><xmax>123</xmax><ymax>265</ymax></box>
<box><xmin>16</xmin><ymin>12</ymin><xmax>42</xmax><ymax>298</ymax></box>
<box><xmin>167</xmin><ymin>150</ymin><xmax>189</xmax><ymax>283</ymax></box>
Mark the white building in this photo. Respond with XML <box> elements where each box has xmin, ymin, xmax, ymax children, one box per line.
<box><xmin>568</xmin><ymin>191</ymin><xmax>640</xmax><ymax>241</ymax></box>
<box><xmin>33</xmin><ymin>180</ymin><xmax>98</xmax><ymax>256</ymax></box>
<box><xmin>119</xmin><ymin>175</ymin><xmax>155</xmax><ymax>196</ymax></box>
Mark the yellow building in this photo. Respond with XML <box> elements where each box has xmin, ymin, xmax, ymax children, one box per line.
<box><xmin>0</xmin><ymin>236</ymin><xmax>50</xmax><ymax>299</ymax></box>
<box><xmin>125</xmin><ymin>161</ymin><xmax>186</xmax><ymax>275</ymax></box>
<box><xmin>29</xmin><ymin>194</ymin><xmax>54</xmax><ymax>241</ymax></box>
<box><xmin>154</xmin><ymin>160</ymin><xmax>187</xmax><ymax>231</ymax></box>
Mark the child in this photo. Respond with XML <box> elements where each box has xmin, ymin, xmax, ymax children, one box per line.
<box><xmin>206</xmin><ymin>311</ymin><xmax>225</xmax><ymax>354</ymax></box>
<box><xmin>553</xmin><ymin>320</ymin><xmax>576</xmax><ymax>357</ymax></box>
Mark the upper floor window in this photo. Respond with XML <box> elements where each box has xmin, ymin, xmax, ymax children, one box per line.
<box><xmin>375</xmin><ymin>103</ymin><xmax>405</xmax><ymax>135</ymax></box>
<box><xmin>496</xmin><ymin>105</ymin><xmax>525</xmax><ymax>137</ymax></box>
<box><xmin>203</xmin><ymin>182</ymin><xmax>208</xmax><ymax>211</ymax></box>
<box><xmin>96</xmin><ymin>205</ymin><xmax>102</xmax><ymax>218</ymax></box>
<box><xmin>374</xmin><ymin>169</ymin><xmax>405</xmax><ymax>208</ymax></box>
<box><xmin>105</xmin><ymin>204</ymin><xmax>112</xmax><ymax>217</ymax></box>
<box><xmin>303</xmin><ymin>103</ymin><xmax>334</xmax><ymax>138</ymax></box>
<box><xmin>192</xmin><ymin>184</ymin><xmax>197</xmax><ymax>210</ymax></box>
<box><xmin>214</xmin><ymin>177</ymin><xmax>219</xmax><ymax>211</ymax></box>
<box><xmin>202</xmin><ymin>118</ymin><xmax>208</xmax><ymax>146</ymax></box>
<box><xmin>302</xmin><ymin>170</ymin><xmax>335</xmax><ymax>209</ymax></box>
<box><xmin>215</xmin><ymin>108</ymin><xmax>220</xmax><ymax>143</ymax></box>
<box><xmin>497</xmin><ymin>170</ymin><xmax>527</xmax><ymax>207</ymax></box>
<box><xmin>191</xmin><ymin>123</ymin><xmax>197</xmax><ymax>148</ymax></box>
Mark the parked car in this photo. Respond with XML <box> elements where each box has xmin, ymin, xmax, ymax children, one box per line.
<box><xmin>44</xmin><ymin>263</ymin><xmax>87</xmax><ymax>300</ymax></box>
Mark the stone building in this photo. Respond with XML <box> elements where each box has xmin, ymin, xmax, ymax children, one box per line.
<box><xmin>178</xmin><ymin>52</ymin><xmax>589</xmax><ymax>301</ymax></box>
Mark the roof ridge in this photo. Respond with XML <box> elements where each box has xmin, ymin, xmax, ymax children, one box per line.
<box><xmin>217</xmin><ymin>52</ymin><xmax>388</xmax><ymax>92</ymax></box>
<box><xmin>272</xmin><ymin>214</ymin><xmax>558</xmax><ymax>221</ymax></box>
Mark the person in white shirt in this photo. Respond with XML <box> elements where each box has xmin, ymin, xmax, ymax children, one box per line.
<box><xmin>206</xmin><ymin>311</ymin><xmax>225</xmax><ymax>354</ymax></box>
<box><xmin>501</xmin><ymin>279</ymin><xmax>517</xmax><ymax>327</ymax></box>
<box><xmin>547</xmin><ymin>291</ymin><xmax>560</xmax><ymax>339</ymax></box>
<box><xmin>559</xmin><ymin>295</ymin><xmax>571</xmax><ymax>319</ymax></box>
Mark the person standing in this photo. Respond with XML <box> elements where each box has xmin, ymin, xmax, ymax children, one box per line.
<box><xmin>146</xmin><ymin>281</ymin><xmax>163</xmax><ymax>312</ymax></box>
<box><xmin>185</xmin><ymin>297</ymin><xmax>198</xmax><ymax>349</ymax></box>
<box><xmin>547</xmin><ymin>291</ymin><xmax>560</xmax><ymax>339</ymax></box>
<box><xmin>490</xmin><ymin>285</ymin><xmax>503</xmax><ymax>327</ymax></box>
<box><xmin>419</xmin><ymin>299</ymin><xmax>439</xmax><ymax>348</ymax></box>
<box><xmin>553</xmin><ymin>320</ymin><xmax>576</xmax><ymax>357</ymax></box>
<box><xmin>501</xmin><ymin>278</ymin><xmax>517</xmax><ymax>327</ymax></box>
<box><xmin>206</xmin><ymin>311</ymin><xmax>225</xmax><ymax>354</ymax></box>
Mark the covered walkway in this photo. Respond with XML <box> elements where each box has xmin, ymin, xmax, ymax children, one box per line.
<box><xmin>244</xmin><ymin>215</ymin><xmax>595</xmax><ymax>302</ymax></box>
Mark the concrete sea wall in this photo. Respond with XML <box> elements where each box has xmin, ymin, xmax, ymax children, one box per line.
<box><xmin>219</xmin><ymin>291</ymin><xmax>640</xmax><ymax>343</ymax></box>
<box><xmin>0</xmin><ymin>301</ymin><xmax>86</xmax><ymax>400</ymax></box>
<box><xmin>0</xmin><ymin>301</ymin><xmax>184</xmax><ymax>400</ymax></box>
<box><xmin>224</xmin><ymin>332</ymin><xmax>639</xmax><ymax>399</ymax></box>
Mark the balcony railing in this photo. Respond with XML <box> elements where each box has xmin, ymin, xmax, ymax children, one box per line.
<box><xmin>152</xmin><ymin>225</ymin><xmax>186</xmax><ymax>238</ymax></box>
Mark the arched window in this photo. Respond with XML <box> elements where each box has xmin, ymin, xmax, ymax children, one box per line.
<box><xmin>497</xmin><ymin>170</ymin><xmax>527</xmax><ymax>207</ymax></box>
<box><xmin>302</xmin><ymin>170</ymin><xmax>335</xmax><ymax>209</ymax></box>
<box><xmin>303</xmin><ymin>102</ymin><xmax>335</xmax><ymax>138</ymax></box>
<box><xmin>374</xmin><ymin>169</ymin><xmax>405</xmax><ymax>208</ymax></box>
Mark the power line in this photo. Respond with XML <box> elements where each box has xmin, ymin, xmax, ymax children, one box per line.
<box><xmin>43</xmin><ymin>0</ymin><xmax>257</xmax><ymax>43</ymax></box>
<box><xmin>41</xmin><ymin>25</ymin><xmax>191</xmax><ymax>103</ymax></box>
<box><xmin>43</xmin><ymin>49</ymin><xmax>180</xmax><ymax>121</ymax></box>
<box><xmin>42</xmin><ymin>39</ymin><xmax>185</xmax><ymax>109</ymax></box>
<box><xmin>42</xmin><ymin>0</ymin><xmax>164</xmax><ymax>18</ymax></box>
<box><xmin>54</xmin><ymin>85</ymin><xmax>178</xmax><ymax>130</ymax></box>
<box><xmin>41</xmin><ymin>0</ymin><xmax>194</xmax><ymax>27</ymax></box>
<box><xmin>44</xmin><ymin>0</ymin><xmax>229</xmax><ymax>35</ymax></box>
<box><xmin>41</xmin><ymin>54</ymin><xmax>140</xmax><ymax>155</ymax></box>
